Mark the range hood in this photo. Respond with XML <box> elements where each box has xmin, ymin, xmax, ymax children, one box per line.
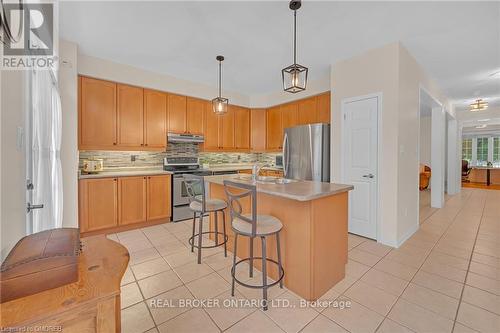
<box><xmin>167</xmin><ymin>132</ymin><xmax>204</xmax><ymax>143</ymax></box>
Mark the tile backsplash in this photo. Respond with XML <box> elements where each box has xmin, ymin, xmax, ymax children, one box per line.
<box><xmin>79</xmin><ymin>143</ymin><xmax>281</xmax><ymax>169</ymax></box>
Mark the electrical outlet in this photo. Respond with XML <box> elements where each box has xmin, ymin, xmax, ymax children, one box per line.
<box><xmin>131</xmin><ymin>155</ymin><xmax>137</xmax><ymax>162</ymax></box>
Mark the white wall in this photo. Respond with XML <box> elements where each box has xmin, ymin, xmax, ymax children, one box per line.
<box><xmin>1</xmin><ymin>71</ymin><xmax>27</xmax><ymax>260</ymax></box>
<box><xmin>419</xmin><ymin>116</ymin><xmax>432</xmax><ymax>166</ymax></box>
<box><xmin>59</xmin><ymin>40</ymin><xmax>79</xmax><ymax>227</ymax></box>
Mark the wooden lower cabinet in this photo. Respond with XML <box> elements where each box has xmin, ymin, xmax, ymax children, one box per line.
<box><xmin>79</xmin><ymin>175</ymin><xmax>171</xmax><ymax>235</ymax></box>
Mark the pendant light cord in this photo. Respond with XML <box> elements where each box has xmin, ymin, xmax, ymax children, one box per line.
<box><xmin>218</xmin><ymin>60</ymin><xmax>222</xmax><ymax>98</ymax></box>
<box><xmin>293</xmin><ymin>9</ymin><xmax>297</xmax><ymax>64</ymax></box>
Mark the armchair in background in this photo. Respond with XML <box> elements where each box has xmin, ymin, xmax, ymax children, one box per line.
<box><xmin>462</xmin><ymin>160</ymin><xmax>472</xmax><ymax>182</ymax></box>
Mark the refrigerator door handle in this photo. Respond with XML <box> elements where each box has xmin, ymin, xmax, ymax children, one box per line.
<box><xmin>283</xmin><ymin>132</ymin><xmax>289</xmax><ymax>177</ymax></box>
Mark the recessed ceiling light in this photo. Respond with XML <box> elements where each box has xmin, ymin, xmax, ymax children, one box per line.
<box><xmin>475</xmin><ymin>124</ymin><xmax>487</xmax><ymax>129</ymax></box>
<box><xmin>477</xmin><ymin>119</ymin><xmax>490</xmax><ymax>122</ymax></box>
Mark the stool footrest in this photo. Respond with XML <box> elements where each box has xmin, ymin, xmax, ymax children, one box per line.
<box><xmin>231</xmin><ymin>257</ymin><xmax>285</xmax><ymax>289</ymax></box>
<box><xmin>188</xmin><ymin>231</ymin><xmax>228</xmax><ymax>249</ymax></box>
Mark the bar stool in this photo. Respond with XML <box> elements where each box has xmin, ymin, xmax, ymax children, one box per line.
<box><xmin>184</xmin><ymin>174</ymin><xmax>228</xmax><ymax>264</ymax></box>
<box><xmin>223</xmin><ymin>180</ymin><xmax>284</xmax><ymax>311</ymax></box>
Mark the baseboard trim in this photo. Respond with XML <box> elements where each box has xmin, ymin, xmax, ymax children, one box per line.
<box><xmin>397</xmin><ymin>223</ymin><xmax>419</xmax><ymax>248</ymax></box>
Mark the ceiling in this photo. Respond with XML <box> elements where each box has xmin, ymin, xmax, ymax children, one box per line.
<box><xmin>59</xmin><ymin>1</ymin><xmax>500</xmax><ymax>109</ymax></box>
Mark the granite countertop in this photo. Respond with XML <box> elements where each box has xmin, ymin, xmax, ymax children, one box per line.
<box><xmin>204</xmin><ymin>174</ymin><xmax>353</xmax><ymax>201</ymax></box>
<box><xmin>205</xmin><ymin>163</ymin><xmax>283</xmax><ymax>172</ymax></box>
<box><xmin>79</xmin><ymin>167</ymin><xmax>173</xmax><ymax>179</ymax></box>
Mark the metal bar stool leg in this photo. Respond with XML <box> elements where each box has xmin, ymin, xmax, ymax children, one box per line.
<box><xmin>197</xmin><ymin>212</ymin><xmax>203</xmax><ymax>264</ymax></box>
<box><xmin>222</xmin><ymin>210</ymin><xmax>227</xmax><ymax>257</ymax></box>
<box><xmin>276</xmin><ymin>232</ymin><xmax>283</xmax><ymax>288</ymax></box>
<box><xmin>191</xmin><ymin>212</ymin><xmax>196</xmax><ymax>253</ymax></box>
<box><xmin>261</xmin><ymin>236</ymin><xmax>268</xmax><ymax>311</ymax></box>
<box><xmin>231</xmin><ymin>233</ymin><xmax>238</xmax><ymax>297</ymax></box>
<box><xmin>214</xmin><ymin>210</ymin><xmax>219</xmax><ymax>246</ymax></box>
<box><xmin>249</xmin><ymin>237</ymin><xmax>254</xmax><ymax>278</ymax></box>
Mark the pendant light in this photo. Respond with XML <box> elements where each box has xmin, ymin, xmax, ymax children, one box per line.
<box><xmin>469</xmin><ymin>99</ymin><xmax>488</xmax><ymax>112</ymax></box>
<box><xmin>212</xmin><ymin>55</ymin><xmax>229</xmax><ymax>115</ymax></box>
<box><xmin>282</xmin><ymin>0</ymin><xmax>308</xmax><ymax>93</ymax></box>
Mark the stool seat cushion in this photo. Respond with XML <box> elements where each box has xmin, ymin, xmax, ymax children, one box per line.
<box><xmin>189</xmin><ymin>198</ymin><xmax>227</xmax><ymax>212</ymax></box>
<box><xmin>233</xmin><ymin>214</ymin><xmax>283</xmax><ymax>236</ymax></box>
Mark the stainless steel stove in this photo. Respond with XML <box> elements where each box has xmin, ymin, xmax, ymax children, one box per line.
<box><xmin>164</xmin><ymin>157</ymin><xmax>212</xmax><ymax>221</ymax></box>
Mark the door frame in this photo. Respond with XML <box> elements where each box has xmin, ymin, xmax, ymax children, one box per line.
<box><xmin>340</xmin><ymin>92</ymin><xmax>382</xmax><ymax>241</ymax></box>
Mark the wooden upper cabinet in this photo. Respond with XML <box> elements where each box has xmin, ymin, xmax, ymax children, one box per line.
<box><xmin>79</xmin><ymin>77</ymin><xmax>117</xmax><ymax>148</ymax></box>
<box><xmin>118</xmin><ymin>176</ymin><xmax>147</xmax><ymax>225</ymax></box>
<box><xmin>281</xmin><ymin>102</ymin><xmax>299</xmax><ymax>131</ymax></box>
<box><xmin>266</xmin><ymin>106</ymin><xmax>283</xmax><ymax>150</ymax></box>
<box><xmin>317</xmin><ymin>92</ymin><xmax>331</xmax><ymax>123</ymax></box>
<box><xmin>147</xmin><ymin>175</ymin><xmax>172</xmax><ymax>221</ymax></box>
<box><xmin>298</xmin><ymin>97</ymin><xmax>318</xmax><ymax>125</ymax></box>
<box><xmin>221</xmin><ymin>106</ymin><xmax>235</xmax><ymax>149</ymax></box>
<box><xmin>203</xmin><ymin>101</ymin><xmax>221</xmax><ymax>150</ymax></box>
<box><xmin>79</xmin><ymin>178</ymin><xmax>118</xmax><ymax>233</ymax></box>
<box><xmin>250</xmin><ymin>108</ymin><xmax>266</xmax><ymax>152</ymax></box>
<box><xmin>168</xmin><ymin>94</ymin><xmax>187</xmax><ymax>134</ymax></box>
<box><xmin>117</xmin><ymin>84</ymin><xmax>144</xmax><ymax>147</ymax></box>
<box><xmin>186</xmin><ymin>97</ymin><xmax>205</xmax><ymax>135</ymax></box>
<box><xmin>234</xmin><ymin>106</ymin><xmax>250</xmax><ymax>150</ymax></box>
<box><xmin>144</xmin><ymin>89</ymin><xmax>167</xmax><ymax>148</ymax></box>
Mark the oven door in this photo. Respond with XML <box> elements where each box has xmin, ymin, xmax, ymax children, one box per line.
<box><xmin>173</xmin><ymin>175</ymin><xmax>191</xmax><ymax>206</ymax></box>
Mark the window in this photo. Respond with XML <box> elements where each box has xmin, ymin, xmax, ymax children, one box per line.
<box><xmin>462</xmin><ymin>138</ymin><xmax>472</xmax><ymax>162</ymax></box>
<box><xmin>476</xmin><ymin>137</ymin><xmax>489</xmax><ymax>166</ymax></box>
<box><xmin>494</xmin><ymin>137</ymin><xmax>500</xmax><ymax>165</ymax></box>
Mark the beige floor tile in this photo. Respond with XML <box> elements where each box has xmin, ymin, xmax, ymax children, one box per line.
<box><xmin>138</xmin><ymin>270</ymin><xmax>183</xmax><ymax>299</ymax></box>
<box><xmin>374</xmin><ymin>258</ymin><xmax>418</xmax><ymax>281</ymax></box>
<box><xmin>146</xmin><ymin>285</ymin><xmax>193</xmax><ymax>325</ymax></box>
<box><xmin>345</xmin><ymin>260</ymin><xmax>370</xmax><ymax>278</ymax></box>
<box><xmin>174</xmin><ymin>262</ymin><xmax>214</xmax><ymax>283</ymax></box>
<box><xmin>452</xmin><ymin>322</ymin><xmax>479</xmax><ymax>333</ymax></box>
<box><xmin>462</xmin><ymin>285</ymin><xmax>500</xmax><ymax>315</ymax></box>
<box><xmin>348</xmin><ymin>248</ymin><xmax>382</xmax><ymax>266</ymax></box>
<box><xmin>129</xmin><ymin>247</ymin><xmax>161</xmax><ymax>266</ymax></box>
<box><xmin>131</xmin><ymin>257</ymin><xmax>172</xmax><ymax>280</ymax></box>
<box><xmin>412</xmin><ymin>270</ymin><xmax>464</xmax><ymax>299</ymax></box>
<box><xmin>388</xmin><ymin>298</ymin><xmax>454</xmax><ymax>333</ymax></box>
<box><xmin>471</xmin><ymin>252</ymin><xmax>500</xmax><ymax>268</ymax></box>
<box><xmin>376</xmin><ymin>319</ymin><xmax>414</xmax><ymax>333</ymax></box>
<box><xmin>154</xmin><ymin>239</ymin><xmax>188</xmax><ymax>257</ymax></box>
<box><xmin>163</xmin><ymin>250</ymin><xmax>198</xmax><ymax>268</ymax></box>
<box><xmin>321</xmin><ymin>274</ymin><xmax>358</xmax><ymax>298</ymax></box>
<box><xmin>456</xmin><ymin>302</ymin><xmax>500</xmax><ymax>333</ymax></box>
<box><xmin>263</xmin><ymin>291</ymin><xmax>319</xmax><ymax>333</ymax></box>
<box><xmin>157</xmin><ymin>308</ymin><xmax>219</xmax><ymax>333</ymax></box>
<box><xmin>186</xmin><ymin>272</ymin><xmax>230</xmax><ymax>299</ymax></box>
<box><xmin>385</xmin><ymin>248</ymin><xmax>426</xmax><ymax>269</ymax></box>
<box><xmin>301</xmin><ymin>314</ymin><xmax>348</xmax><ymax>333</ymax></box>
<box><xmin>426</xmin><ymin>251</ymin><xmax>470</xmax><ymax>271</ymax></box>
<box><xmin>401</xmin><ymin>283</ymin><xmax>459</xmax><ymax>320</ymax></box>
<box><xmin>203</xmin><ymin>252</ymin><xmax>233</xmax><ymax>271</ymax></box>
<box><xmin>121</xmin><ymin>301</ymin><xmax>155</xmax><ymax>333</ymax></box>
<box><xmin>216</xmin><ymin>262</ymin><xmax>255</xmax><ymax>284</ymax></box>
<box><xmin>236</xmin><ymin>275</ymin><xmax>287</xmax><ymax>302</ymax></box>
<box><xmin>121</xmin><ymin>267</ymin><xmax>135</xmax><ymax>286</ymax></box>
<box><xmin>360</xmin><ymin>268</ymin><xmax>409</xmax><ymax>296</ymax></box>
<box><xmin>469</xmin><ymin>261</ymin><xmax>500</xmax><ymax>281</ymax></box>
<box><xmin>106</xmin><ymin>233</ymin><xmax>119</xmax><ymax>242</ymax></box>
<box><xmin>356</xmin><ymin>240</ymin><xmax>392</xmax><ymax>257</ymax></box>
<box><xmin>121</xmin><ymin>282</ymin><xmax>144</xmax><ymax>309</ymax></box>
<box><xmin>225</xmin><ymin>309</ymin><xmax>283</xmax><ymax>333</ymax></box>
<box><xmin>144</xmin><ymin>328</ymin><xmax>159</xmax><ymax>333</ymax></box>
<box><xmin>421</xmin><ymin>260</ymin><xmax>467</xmax><ymax>283</ymax></box>
<box><xmin>466</xmin><ymin>272</ymin><xmax>500</xmax><ymax>295</ymax></box>
<box><xmin>203</xmin><ymin>290</ymin><xmax>257</xmax><ymax>331</ymax></box>
<box><xmin>348</xmin><ymin>234</ymin><xmax>367</xmax><ymax>250</ymax></box>
<box><xmin>323</xmin><ymin>299</ymin><xmax>384</xmax><ymax>333</ymax></box>
<box><xmin>343</xmin><ymin>280</ymin><xmax>398</xmax><ymax>316</ymax></box>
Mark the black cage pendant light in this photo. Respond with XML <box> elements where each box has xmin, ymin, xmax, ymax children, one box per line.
<box><xmin>212</xmin><ymin>55</ymin><xmax>229</xmax><ymax>115</ymax></box>
<box><xmin>282</xmin><ymin>0</ymin><xmax>308</xmax><ymax>93</ymax></box>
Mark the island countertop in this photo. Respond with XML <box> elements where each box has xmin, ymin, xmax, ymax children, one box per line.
<box><xmin>204</xmin><ymin>174</ymin><xmax>353</xmax><ymax>201</ymax></box>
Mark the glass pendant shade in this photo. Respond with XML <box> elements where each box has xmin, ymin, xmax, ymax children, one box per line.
<box><xmin>282</xmin><ymin>63</ymin><xmax>308</xmax><ymax>93</ymax></box>
<box><xmin>469</xmin><ymin>99</ymin><xmax>488</xmax><ymax>112</ymax></box>
<box><xmin>212</xmin><ymin>97</ymin><xmax>228</xmax><ymax>115</ymax></box>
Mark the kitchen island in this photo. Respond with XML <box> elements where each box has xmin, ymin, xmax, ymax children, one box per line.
<box><xmin>204</xmin><ymin>174</ymin><xmax>353</xmax><ymax>301</ymax></box>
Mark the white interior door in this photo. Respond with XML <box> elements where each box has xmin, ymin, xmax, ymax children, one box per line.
<box><xmin>343</xmin><ymin>96</ymin><xmax>378</xmax><ymax>239</ymax></box>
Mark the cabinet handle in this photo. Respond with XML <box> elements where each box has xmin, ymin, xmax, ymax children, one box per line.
<box><xmin>145</xmin><ymin>143</ymin><xmax>148</xmax><ymax>146</ymax></box>
<box><xmin>113</xmin><ymin>178</ymin><xmax>117</xmax><ymax>181</ymax></box>
<box><xmin>113</xmin><ymin>142</ymin><xmax>117</xmax><ymax>145</ymax></box>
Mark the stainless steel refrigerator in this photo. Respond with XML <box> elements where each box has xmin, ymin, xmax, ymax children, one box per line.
<box><xmin>283</xmin><ymin>123</ymin><xmax>330</xmax><ymax>182</ymax></box>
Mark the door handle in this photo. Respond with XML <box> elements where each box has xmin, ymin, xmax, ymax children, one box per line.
<box><xmin>362</xmin><ymin>174</ymin><xmax>375</xmax><ymax>179</ymax></box>
<box><xmin>27</xmin><ymin>203</ymin><xmax>44</xmax><ymax>213</ymax></box>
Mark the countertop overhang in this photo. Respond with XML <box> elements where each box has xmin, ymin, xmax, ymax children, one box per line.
<box><xmin>205</xmin><ymin>174</ymin><xmax>353</xmax><ymax>201</ymax></box>
<box><xmin>78</xmin><ymin>168</ymin><xmax>173</xmax><ymax>179</ymax></box>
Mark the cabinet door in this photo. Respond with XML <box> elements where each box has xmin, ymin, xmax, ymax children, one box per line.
<box><xmin>118</xmin><ymin>177</ymin><xmax>147</xmax><ymax>225</ymax></box>
<box><xmin>203</xmin><ymin>101</ymin><xmax>221</xmax><ymax>150</ymax></box>
<box><xmin>79</xmin><ymin>178</ymin><xmax>118</xmax><ymax>233</ymax></box>
<box><xmin>234</xmin><ymin>106</ymin><xmax>250</xmax><ymax>150</ymax></box>
<box><xmin>168</xmin><ymin>94</ymin><xmax>187</xmax><ymax>133</ymax></box>
<box><xmin>186</xmin><ymin>97</ymin><xmax>205</xmax><ymax>135</ymax></box>
<box><xmin>79</xmin><ymin>77</ymin><xmax>117</xmax><ymax>148</ymax></box>
<box><xmin>117</xmin><ymin>84</ymin><xmax>144</xmax><ymax>147</ymax></box>
<box><xmin>221</xmin><ymin>106</ymin><xmax>235</xmax><ymax>149</ymax></box>
<box><xmin>144</xmin><ymin>89</ymin><xmax>167</xmax><ymax>148</ymax></box>
<box><xmin>266</xmin><ymin>106</ymin><xmax>283</xmax><ymax>150</ymax></box>
<box><xmin>317</xmin><ymin>92</ymin><xmax>331</xmax><ymax>123</ymax></box>
<box><xmin>297</xmin><ymin>97</ymin><xmax>318</xmax><ymax>125</ymax></box>
<box><xmin>250</xmin><ymin>108</ymin><xmax>267</xmax><ymax>152</ymax></box>
<box><xmin>281</xmin><ymin>102</ymin><xmax>299</xmax><ymax>131</ymax></box>
<box><xmin>147</xmin><ymin>175</ymin><xmax>172</xmax><ymax>221</ymax></box>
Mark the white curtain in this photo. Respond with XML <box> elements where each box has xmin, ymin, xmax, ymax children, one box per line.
<box><xmin>31</xmin><ymin>69</ymin><xmax>63</xmax><ymax>232</ymax></box>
